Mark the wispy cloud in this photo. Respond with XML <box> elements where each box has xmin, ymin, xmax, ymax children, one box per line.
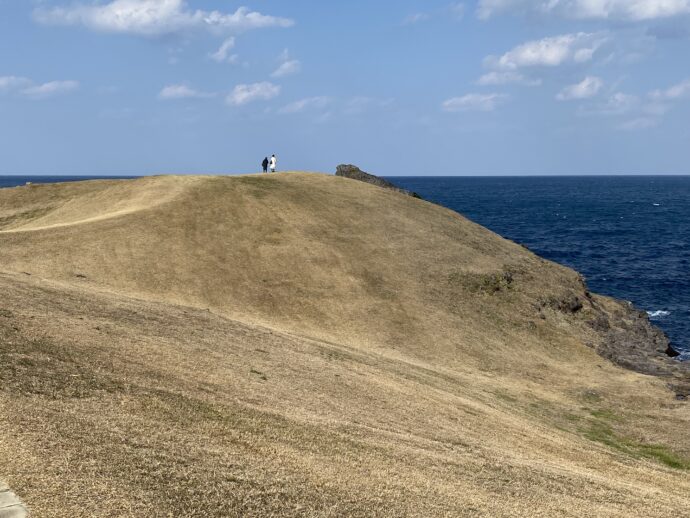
<box><xmin>33</xmin><ymin>1</ymin><xmax>294</xmax><ymax>37</ymax></box>
<box><xmin>226</xmin><ymin>82</ymin><xmax>280</xmax><ymax>106</ymax></box>
<box><xmin>618</xmin><ymin>117</ymin><xmax>659</xmax><ymax>131</ymax></box>
<box><xmin>402</xmin><ymin>13</ymin><xmax>430</xmax><ymax>25</ymax></box>
<box><xmin>557</xmin><ymin>76</ymin><xmax>603</xmax><ymax>101</ymax></box>
<box><xmin>270</xmin><ymin>49</ymin><xmax>301</xmax><ymax>78</ymax></box>
<box><xmin>403</xmin><ymin>3</ymin><xmax>465</xmax><ymax>25</ymax></box>
<box><xmin>650</xmin><ymin>78</ymin><xmax>690</xmax><ymax>101</ymax></box>
<box><xmin>593</xmin><ymin>92</ymin><xmax>640</xmax><ymax>114</ymax></box>
<box><xmin>22</xmin><ymin>80</ymin><xmax>80</xmax><ymax>99</ymax></box>
<box><xmin>278</xmin><ymin>96</ymin><xmax>331</xmax><ymax>114</ymax></box>
<box><xmin>485</xmin><ymin>33</ymin><xmax>607</xmax><ymax>70</ymax></box>
<box><xmin>272</xmin><ymin>60</ymin><xmax>301</xmax><ymax>78</ymax></box>
<box><xmin>1</xmin><ymin>77</ymin><xmax>79</xmax><ymax>99</ymax></box>
<box><xmin>477</xmin><ymin>71</ymin><xmax>541</xmax><ymax>86</ymax></box>
<box><xmin>158</xmin><ymin>84</ymin><xmax>215</xmax><ymax>100</ymax></box>
<box><xmin>210</xmin><ymin>37</ymin><xmax>238</xmax><ymax>64</ymax></box>
<box><xmin>442</xmin><ymin>93</ymin><xmax>508</xmax><ymax>112</ymax></box>
<box><xmin>576</xmin><ymin>80</ymin><xmax>688</xmax><ymax>133</ymax></box>
<box><xmin>477</xmin><ymin>0</ymin><xmax>690</xmax><ymax>21</ymax></box>
<box><xmin>0</xmin><ymin>76</ymin><xmax>32</xmax><ymax>92</ymax></box>
<box><xmin>575</xmin><ymin>92</ymin><xmax>641</xmax><ymax>121</ymax></box>
<box><xmin>614</xmin><ymin>78</ymin><xmax>690</xmax><ymax>128</ymax></box>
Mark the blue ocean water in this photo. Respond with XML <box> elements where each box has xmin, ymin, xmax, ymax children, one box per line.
<box><xmin>391</xmin><ymin>176</ymin><xmax>690</xmax><ymax>360</ymax></box>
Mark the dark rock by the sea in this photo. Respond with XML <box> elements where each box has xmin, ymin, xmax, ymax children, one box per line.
<box><xmin>590</xmin><ymin>299</ymin><xmax>690</xmax><ymax>398</ymax></box>
<box><xmin>336</xmin><ymin>165</ymin><xmax>422</xmax><ymax>199</ymax></box>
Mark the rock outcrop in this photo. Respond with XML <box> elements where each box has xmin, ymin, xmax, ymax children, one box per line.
<box><xmin>335</xmin><ymin>164</ymin><xmax>422</xmax><ymax>198</ymax></box>
<box><xmin>590</xmin><ymin>297</ymin><xmax>690</xmax><ymax>398</ymax></box>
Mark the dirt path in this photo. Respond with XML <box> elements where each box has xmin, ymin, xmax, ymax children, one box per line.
<box><xmin>0</xmin><ymin>482</ymin><xmax>27</xmax><ymax>517</ymax></box>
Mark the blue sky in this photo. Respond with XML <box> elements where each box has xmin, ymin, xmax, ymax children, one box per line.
<box><xmin>1</xmin><ymin>0</ymin><xmax>690</xmax><ymax>175</ymax></box>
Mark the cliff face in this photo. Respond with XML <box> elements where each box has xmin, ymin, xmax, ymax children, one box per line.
<box><xmin>0</xmin><ymin>173</ymin><xmax>688</xmax><ymax>517</ymax></box>
<box><xmin>592</xmin><ymin>295</ymin><xmax>689</xmax><ymax>397</ymax></box>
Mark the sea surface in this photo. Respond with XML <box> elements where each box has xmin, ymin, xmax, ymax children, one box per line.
<box><xmin>391</xmin><ymin>176</ymin><xmax>690</xmax><ymax>360</ymax></box>
<box><xmin>1</xmin><ymin>175</ymin><xmax>688</xmax><ymax>359</ymax></box>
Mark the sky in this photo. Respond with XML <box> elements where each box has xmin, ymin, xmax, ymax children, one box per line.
<box><xmin>1</xmin><ymin>0</ymin><xmax>690</xmax><ymax>176</ymax></box>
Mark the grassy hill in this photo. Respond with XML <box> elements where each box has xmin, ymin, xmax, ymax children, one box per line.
<box><xmin>0</xmin><ymin>173</ymin><xmax>688</xmax><ymax>517</ymax></box>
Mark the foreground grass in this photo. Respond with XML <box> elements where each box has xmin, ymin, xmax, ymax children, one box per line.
<box><xmin>0</xmin><ymin>174</ymin><xmax>688</xmax><ymax>516</ymax></box>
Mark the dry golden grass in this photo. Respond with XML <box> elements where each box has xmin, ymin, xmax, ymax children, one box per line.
<box><xmin>0</xmin><ymin>173</ymin><xmax>688</xmax><ymax>517</ymax></box>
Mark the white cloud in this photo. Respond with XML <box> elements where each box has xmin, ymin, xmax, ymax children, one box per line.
<box><xmin>577</xmin><ymin>80</ymin><xmax>690</xmax><ymax>129</ymax></box>
<box><xmin>21</xmin><ymin>80</ymin><xmax>79</xmax><ymax>99</ymax></box>
<box><xmin>278</xmin><ymin>96</ymin><xmax>331</xmax><ymax>114</ymax></box>
<box><xmin>271</xmin><ymin>59</ymin><xmax>301</xmax><ymax>78</ymax></box>
<box><xmin>477</xmin><ymin>71</ymin><xmax>541</xmax><ymax>86</ymax></box>
<box><xmin>210</xmin><ymin>37</ymin><xmax>237</xmax><ymax>64</ymax></box>
<box><xmin>270</xmin><ymin>49</ymin><xmax>301</xmax><ymax>78</ymax></box>
<box><xmin>442</xmin><ymin>93</ymin><xmax>508</xmax><ymax>112</ymax></box>
<box><xmin>0</xmin><ymin>76</ymin><xmax>32</xmax><ymax>92</ymax></box>
<box><xmin>638</xmin><ymin>78</ymin><xmax>690</xmax><ymax>123</ymax></box>
<box><xmin>487</xmin><ymin>33</ymin><xmax>606</xmax><ymax>70</ymax></box>
<box><xmin>1</xmin><ymin>76</ymin><xmax>79</xmax><ymax>98</ymax></box>
<box><xmin>477</xmin><ymin>0</ymin><xmax>690</xmax><ymax>21</ymax></box>
<box><xmin>34</xmin><ymin>1</ymin><xmax>294</xmax><ymax>37</ymax></box>
<box><xmin>557</xmin><ymin>76</ymin><xmax>604</xmax><ymax>101</ymax></box>
<box><xmin>477</xmin><ymin>0</ymin><xmax>521</xmax><ymax>19</ymax></box>
<box><xmin>158</xmin><ymin>84</ymin><xmax>214</xmax><ymax>100</ymax></box>
<box><xmin>602</xmin><ymin>92</ymin><xmax>639</xmax><ymax>113</ymax></box>
<box><xmin>578</xmin><ymin>92</ymin><xmax>640</xmax><ymax>117</ymax></box>
<box><xmin>650</xmin><ymin>78</ymin><xmax>690</xmax><ymax>100</ymax></box>
<box><xmin>226</xmin><ymin>82</ymin><xmax>280</xmax><ymax>106</ymax></box>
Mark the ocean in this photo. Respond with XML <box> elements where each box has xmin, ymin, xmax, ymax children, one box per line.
<box><xmin>391</xmin><ymin>176</ymin><xmax>690</xmax><ymax>360</ymax></box>
<box><xmin>1</xmin><ymin>174</ymin><xmax>688</xmax><ymax>359</ymax></box>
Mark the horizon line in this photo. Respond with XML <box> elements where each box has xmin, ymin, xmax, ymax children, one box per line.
<box><xmin>2</xmin><ymin>172</ymin><xmax>690</xmax><ymax>178</ymax></box>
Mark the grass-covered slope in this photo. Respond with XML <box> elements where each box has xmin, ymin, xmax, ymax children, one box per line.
<box><xmin>0</xmin><ymin>173</ymin><xmax>688</xmax><ymax>517</ymax></box>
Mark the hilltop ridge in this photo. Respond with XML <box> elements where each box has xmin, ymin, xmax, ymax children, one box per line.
<box><xmin>0</xmin><ymin>172</ymin><xmax>688</xmax><ymax>517</ymax></box>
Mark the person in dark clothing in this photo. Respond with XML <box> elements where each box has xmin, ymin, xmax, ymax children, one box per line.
<box><xmin>262</xmin><ymin>157</ymin><xmax>269</xmax><ymax>173</ymax></box>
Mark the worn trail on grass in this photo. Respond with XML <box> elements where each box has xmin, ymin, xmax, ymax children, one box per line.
<box><xmin>0</xmin><ymin>481</ymin><xmax>27</xmax><ymax>518</ymax></box>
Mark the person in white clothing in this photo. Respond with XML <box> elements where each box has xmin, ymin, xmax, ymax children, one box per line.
<box><xmin>270</xmin><ymin>154</ymin><xmax>277</xmax><ymax>173</ymax></box>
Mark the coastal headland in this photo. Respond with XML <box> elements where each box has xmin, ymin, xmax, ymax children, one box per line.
<box><xmin>0</xmin><ymin>171</ymin><xmax>688</xmax><ymax>517</ymax></box>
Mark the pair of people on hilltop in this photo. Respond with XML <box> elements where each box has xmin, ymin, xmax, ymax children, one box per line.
<box><xmin>262</xmin><ymin>155</ymin><xmax>277</xmax><ymax>173</ymax></box>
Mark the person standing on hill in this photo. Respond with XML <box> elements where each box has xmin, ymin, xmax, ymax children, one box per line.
<box><xmin>270</xmin><ymin>154</ymin><xmax>277</xmax><ymax>173</ymax></box>
<box><xmin>262</xmin><ymin>157</ymin><xmax>269</xmax><ymax>173</ymax></box>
